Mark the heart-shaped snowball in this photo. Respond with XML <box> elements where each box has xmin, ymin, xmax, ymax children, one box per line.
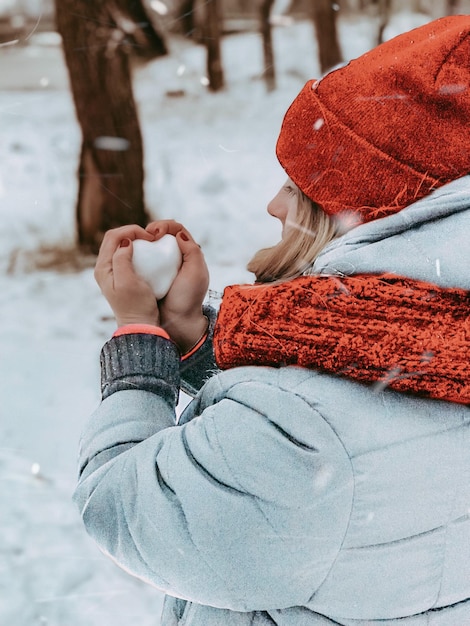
<box><xmin>132</xmin><ymin>235</ymin><xmax>183</xmax><ymax>300</ymax></box>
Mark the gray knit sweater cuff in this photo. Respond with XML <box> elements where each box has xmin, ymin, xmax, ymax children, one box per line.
<box><xmin>100</xmin><ymin>334</ymin><xmax>180</xmax><ymax>406</ymax></box>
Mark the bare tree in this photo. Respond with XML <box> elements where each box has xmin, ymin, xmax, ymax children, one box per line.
<box><xmin>203</xmin><ymin>0</ymin><xmax>225</xmax><ymax>91</ymax></box>
<box><xmin>55</xmin><ymin>0</ymin><xmax>166</xmax><ymax>252</ymax></box>
<box><xmin>376</xmin><ymin>0</ymin><xmax>392</xmax><ymax>44</ymax></box>
<box><xmin>446</xmin><ymin>0</ymin><xmax>459</xmax><ymax>14</ymax></box>
<box><xmin>311</xmin><ymin>0</ymin><xmax>343</xmax><ymax>74</ymax></box>
<box><xmin>260</xmin><ymin>0</ymin><xmax>276</xmax><ymax>91</ymax></box>
<box><xmin>175</xmin><ymin>0</ymin><xmax>197</xmax><ymax>37</ymax></box>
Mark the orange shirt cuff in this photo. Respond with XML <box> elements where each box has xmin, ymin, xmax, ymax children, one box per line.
<box><xmin>180</xmin><ymin>332</ymin><xmax>209</xmax><ymax>361</ymax></box>
<box><xmin>113</xmin><ymin>324</ymin><xmax>171</xmax><ymax>340</ymax></box>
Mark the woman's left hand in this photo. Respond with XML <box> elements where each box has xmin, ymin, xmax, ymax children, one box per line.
<box><xmin>145</xmin><ymin>220</ymin><xmax>210</xmax><ymax>353</ymax></box>
<box><xmin>94</xmin><ymin>225</ymin><xmax>160</xmax><ymax>328</ymax></box>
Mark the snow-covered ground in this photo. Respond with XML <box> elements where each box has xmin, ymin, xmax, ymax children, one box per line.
<box><xmin>0</xmin><ymin>10</ymin><xmax>433</xmax><ymax>625</ymax></box>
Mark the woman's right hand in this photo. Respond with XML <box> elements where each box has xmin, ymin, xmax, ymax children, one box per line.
<box><xmin>146</xmin><ymin>220</ymin><xmax>210</xmax><ymax>354</ymax></box>
<box><xmin>94</xmin><ymin>224</ymin><xmax>159</xmax><ymax>328</ymax></box>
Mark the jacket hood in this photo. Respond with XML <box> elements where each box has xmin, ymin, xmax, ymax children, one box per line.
<box><xmin>310</xmin><ymin>175</ymin><xmax>470</xmax><ymax>290</ymax></box>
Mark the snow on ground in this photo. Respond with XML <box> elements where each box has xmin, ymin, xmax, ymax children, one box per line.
<box><xmin>0</xmin><ymin>10</ymin><xmax>431</xmax><ymax>625</ymax></box>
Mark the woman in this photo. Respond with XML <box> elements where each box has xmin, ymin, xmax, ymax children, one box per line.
<box><xmin>75</xmin><ymin>15</ymin><xmax>470</xmax><ymax>625</ymax></box>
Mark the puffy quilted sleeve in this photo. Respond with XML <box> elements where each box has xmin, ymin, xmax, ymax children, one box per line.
<box><xmin>74</xmin><ymin>334</ymin><xmax>353</xmax><ymax>611</ymax></box>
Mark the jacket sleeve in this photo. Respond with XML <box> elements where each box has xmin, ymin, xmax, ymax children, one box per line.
<box><xmin>179</xmin><ymin>304</ymin><xmax>219</xmax><ymax>397</ymax></box>
<box><xmin>74</xmin><ymin>335</ymin><xmax>353</xmax><ymax>612</ymax></box>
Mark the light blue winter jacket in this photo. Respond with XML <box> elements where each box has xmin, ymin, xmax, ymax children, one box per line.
<box><xmin>74</xmin><ymin>177</ymin><xmax>470</xmax><ymax>625</ymax></box>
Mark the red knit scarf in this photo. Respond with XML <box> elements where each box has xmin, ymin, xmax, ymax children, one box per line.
<box><xmin>213</xmin><ymin>274</ymin><xmax>470</xmax><ymax>404</ymax></box>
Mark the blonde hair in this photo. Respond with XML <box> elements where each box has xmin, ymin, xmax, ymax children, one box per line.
<box><xmin>247</xmin><ymin>186</ymin><xmax>340</xmax><ymax>283</ymax></box>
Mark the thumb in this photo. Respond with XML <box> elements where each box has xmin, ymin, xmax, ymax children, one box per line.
<box><xmin>176</xmin><ymin>230</ymin><xmax>202</xmax><ymax>259</ymax></box>
<box><xmin>112</xmin><ymin>238</ymin><xmax>137</xmax><ymax>286</ymax></box>
<box><xmin>174</xmin><ymin>230</ymin><xmax>209</xmax><ymax>292</ymax></box>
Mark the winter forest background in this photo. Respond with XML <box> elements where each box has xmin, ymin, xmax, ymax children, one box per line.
<box><xmin>1</xmin><ymin>1</ymin><xmax>468</xmax><ymax>624</ymax></box>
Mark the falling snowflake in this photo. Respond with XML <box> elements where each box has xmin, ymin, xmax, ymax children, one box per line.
<box><xmin>313</xmin><ymin>118</ymin><xmax>324</xmax><ymax>131</ymax></box>
<box><xmin>150</xmin><ymin>0</ymin><xmax>168</xmax><ymax>15</ymax></box>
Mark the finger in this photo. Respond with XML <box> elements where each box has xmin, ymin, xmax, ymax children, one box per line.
<box><xmin>146</xmin><ymin>220</ymin><xmax>186</xmax><ymax>239</ymax></box>
<box><xmin>101</xmin><ymin>224</ymin><xmax>153</xmax><ymax>252</ymax></box>
<box><xmin>176</xmin><ymin>230</ymin><xmax>204</xmax><ymax>261</ymax></box>
<box><xmin>174</xmin><ymin>231</ymin><xmax>209</xmax><ymax>292</ymax></box>
<box><xmin>95</xmin><ymin>225</ymin><xmax>153</xmax><ymax>283</ymax></box>
<box><xmin>112</xmin><ymin>239</ymin><xmax>140</xmax><ymax>290</ymax></box>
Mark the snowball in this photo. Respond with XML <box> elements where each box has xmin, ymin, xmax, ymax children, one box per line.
<box><xmin>132</xmin><ymin>235</ymin><xmax>183</xmax><ymax>300</ymax></box>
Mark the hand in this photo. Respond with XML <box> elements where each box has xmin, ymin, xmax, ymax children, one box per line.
<box><xmin>146</xmin><ymin>220</ymin><xmax>210</xmax><ymax>352</ymax></box>
<box><xmin>94</xmin><ymin>225</ymin><xmax>160</xmax><ymax>328</ymax></box>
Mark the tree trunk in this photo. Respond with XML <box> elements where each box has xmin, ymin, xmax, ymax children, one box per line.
<box><xmin>260</xmin><ymin>0</ymin><xmax>276</xmax><ymax>92</ymax></box>
<box><xmin>376</xmin><ymin>0</ymin><xmax>392</xmax><ymax>44</ymax></box>
<box><xmin>55</xmin><ymin>0</ymin><xmax>166</xmax><ymax>252</ymax></box>
<box><xmin>116</xmin><ymin>0</ymin><xmax>167</xmax><ymax>59</ymax></box>
<box><xmin>446</xmin><ymin>0</ymin><xmax>458</xmax><ymax>14</ymax></box>
<box><xmin>311</xmin><ymin>0</ymin><xmax>343</xmax><ymax>75</ymax></box>
<box><xmin>175</xmin><ymin>0</ymin><xmax>197</xmax><ymax>37</ymax></box>
<box><xmin>204</xmin><ymin>0</ymin><xmax>225</xmax><ymax>91</ymax></box>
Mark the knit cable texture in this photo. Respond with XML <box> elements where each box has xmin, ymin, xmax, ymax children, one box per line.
<box><xmin>214</xmin><ymin>274</ymin><xmax>470</xmax><ymax>404</ymax></box>
<box><xmin>100</xmin><ymin>333</ymin><xmax>180</xmax><ymax>404</ymax></box>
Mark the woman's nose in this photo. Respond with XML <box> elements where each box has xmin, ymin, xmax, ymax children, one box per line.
<box><xmin>267</xmin><ymin>196</ymin><xmax>284</xmax><ymax>221</ymax></box>
<box><xmin>267</xmin><ymin>200</ymin><xmax>276</xmax><ymax>218</ymax></box>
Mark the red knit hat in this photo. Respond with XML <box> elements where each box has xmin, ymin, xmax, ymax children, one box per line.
<box><xmin>276</xmin><ymin>15</ymin><xmax>470</xmax><ymax>224</ymax></box>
